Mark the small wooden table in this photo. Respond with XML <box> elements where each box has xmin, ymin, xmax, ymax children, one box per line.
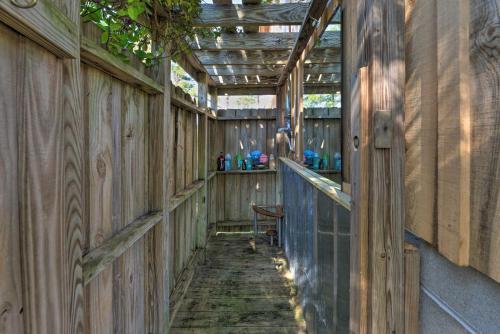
<box><xmin>252</xmin><ymin>205</ymin><xmax>284</xmax><ymax>247</ymax></box>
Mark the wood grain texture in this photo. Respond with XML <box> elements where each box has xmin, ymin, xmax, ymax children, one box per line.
<box><xmin>194</xmin><ymin>3</ymin><xmax>308</xmax><ymax>27</ymax></box>
<box><xmin>0</xmin><ymin>23</ymin><xmax>24</xmax><ymax>334</ymax></box>
<box><xmin>404</xmin><ymin>0</ymin><xmax>438</xmax><ymax>244</ymax></box>
<box><xmin>191</xmin><ymin>31</ymin><xmax>339</xmax><ymax>51</ymax></box>
<box><xmin>80</xmin><ymin>37</ymin><xmax>163</xmax><ymax>94</ymax></box>
<box><xmin>18</xmin><ymin>37</ymin><xmax>66</xmax><ymax>334</ymax></box>
<box><xmin>404</xmin><ymin>244</ymin><xmax>420</xmax><ymax>334</ymax></box>
<box><xmin>436</xmin><ymin>0</ymin><xmax>471</xmax><ymax>265</ymax></box>
<box><xmin>83</xmin><ymin>65</ymin><xmax>115</xmax><ymax>334</ymax></box>
<box><xmin>0</xmin><ymin>0</ymin><xmax>78</xmax><ymax>58</ymax></box>
<box><xmin>468</xmin><ymin>0</ymin><xmax>500</xmax><ymax>282</ymax></box>
<box><xmin>83</xmin><ymin>212</ymin><xmax>163</xmax><ymax>285</ymax></box>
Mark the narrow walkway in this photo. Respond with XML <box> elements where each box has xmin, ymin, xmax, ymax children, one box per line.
<box><xmin>170</xmin><ymin>233</ymin><xmax>307</xmax><ymax>333</ymax></box>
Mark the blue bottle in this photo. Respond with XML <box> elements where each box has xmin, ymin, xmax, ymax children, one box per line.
<box><xmin>245</xmin><ymin>154</ymin><xmax>252</xmax><ymax>171</ymax></box>
<box><xmin>225</xmin><ymin>153</ymin><xmax>232</xmax><ymax>171</ymax></box>
<box><xmin>313</xmin><ymin>152</ymin><xmax>320</xmax><ymax>170</ymax></box>
<box><xmin>333</xmin><ymin>152</ymin><xmax>341</xmax><ymax>172</ymax></box>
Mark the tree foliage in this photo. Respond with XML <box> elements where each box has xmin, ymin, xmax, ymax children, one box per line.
<box><xmin>81</xmin><ymin>0</ymin><xmax>214</xmax><ymax>65</ymax></box>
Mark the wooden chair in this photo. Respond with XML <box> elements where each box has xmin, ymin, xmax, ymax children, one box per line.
<box><xmin>251</xmin><ymin>205</ymin><xmax>284</xmax><ymax>247</ymax></box>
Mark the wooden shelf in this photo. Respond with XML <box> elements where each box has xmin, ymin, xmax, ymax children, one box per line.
<box><xmin>216</xmin><ymin>168</ymin><xmax>277</xmax><ymax>175</ymax></box>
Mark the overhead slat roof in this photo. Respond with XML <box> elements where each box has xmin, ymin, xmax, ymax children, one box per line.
<box><xmin>186</xmin><ymin>0</ymin><xmax>341</xmax><ymax>92</ymax></box>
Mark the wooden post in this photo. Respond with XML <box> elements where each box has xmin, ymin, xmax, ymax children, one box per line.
<box><xmin>349</xmin><ymin>0</ymin><xmax>406</xmax><ymax>333</ymax></box>
<box><xmin>295</xmin><ymin>59</ymin><xmax>304</xmax><ymax>162</ymax></box>
<box><xmin>198</xmin><ymin>72</ymin><xmax>209</xmax><ymax>249</ymax></box>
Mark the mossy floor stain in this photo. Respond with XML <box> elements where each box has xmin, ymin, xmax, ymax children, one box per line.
<box><xmin>170</xmin><ymin>233</ymin><xmax>307</xmax><ymax>334</ymax></box>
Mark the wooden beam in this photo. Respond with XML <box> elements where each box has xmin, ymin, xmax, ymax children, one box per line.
<box><xmin>196</xmin><ymin>50</ymin><xmax>290</xmax><ymax>65</ymax></box>
<box><xmin>190</xmin><ymin>31</ymin><xmax>339</xmax><ymax>51</ymax></box>
<box><xmin>205</xmin><ymin>64</ymin><xmax>284</xmax><ymax>76</ymax></box>
<box><xmin>83</xmin><ymin>212</ymin><xmax>163</xmax><ymax>285</ymax></box>
<box><xmin>349</xmin><ymin>0</ymin><xmax>406</xmax><ymax>331</ymax></box>
<box><xmin>277</xmin><ymin>0</ymin><xmax>333</xmax><ymax>85</ymax></box>
<box><xmin>191</xmin><ymin>32</ymin><xmax>297</xmax><ymax>51</ymax></box>
<box><xmin>217</xmin><ymin>86</ymin><xmax>277</xmax><ymax>96</ymax></box>
<box><xmin>214</xmin><ymin>75</ymin><xmax>278</xmax><ymax>86</ymax></box>
<box><xmin>80</xmin><ymin>36</ymin><xmax>163</xmax><ymax>94</ymax></box>
<box><xmin>198</xmin><ymin>72</ymin><xmax>209</xmax><ymax>248</ymax></box>
<box><xmin>194</xmin><ymin>3</ymin><xmax>308</xmax><ymax>27</ymax></box>
<box><xmin>306</xmin><ymin>48</ymin><xmax>341</xmax><ymax>63</ymax></box>
<box><xmin>304</xmin><ymin>83</ymin><xmax>340</xmax><ymax>94</ymax></box>
<box><xmin>304</xmin><ymin>63</ymin><xmax>341</xmax><ymax>75</ymax></box>
<box><xmin>0</xmin><ymin>0</ymin><xmax>79</xmax><ymax>58</ymax></box>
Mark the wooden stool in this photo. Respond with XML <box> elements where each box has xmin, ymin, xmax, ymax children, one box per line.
<box><xmin>252</xmin><ymin>205</ymin><xmax>284</xmax><ymax>247</ymax></box>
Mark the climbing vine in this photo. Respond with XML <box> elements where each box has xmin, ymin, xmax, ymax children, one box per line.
<box><xmin>81</xmin><ymin>0</ymin><xmax>215</xmax><ymax>66</ymax></box>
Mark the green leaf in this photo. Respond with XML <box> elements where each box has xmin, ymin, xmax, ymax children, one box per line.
<box><xmin>127</xmin><ymin>3</ymin><xmax>145</xmax><ymax>20</ymax></box>
<box><xmin>100</xmin><ymin>31</ymin><xmax>109</xmax><ymax>44</ymax></box>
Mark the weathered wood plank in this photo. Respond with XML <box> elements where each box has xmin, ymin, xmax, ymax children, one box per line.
<box><xmin>82</xmin><ymin>212</ymin><xmax>163</xmax><ymax>285</ymax></box>
<box><xmin>18</xmin><ymin>38</ymin><xmax>67</xmax><ymax>334</ymax></box>
<box><xmin>436</xmin><ymin>0</ymin><xmax>471</xmax><ymax>265</ymax></box>
<box><xmin>404</xmin><ymin>244</ymin><xmax>420</xmax><ymax>334</ymax></box>
<box><xmin>468</xmin><ymin>0</ymin><xmax>500</xmax><ymax>283</ymax></box>
<box><xmin>404</xmin><ymin>0</ymin><xmax>438</xmax><ymax>244</ymax></box>
<box><xmin>80</xmin><ymin>36</ymin><xmax>163</xmax><ymax>94</ymax></box>
<box><xmin>191</xmin><ymin>31</ymin><xmax>340</xmax><ymax>51</ymax></box>
<box><xmin>168</xmin><ymin>180</ymin><xmax>205</xmax><ymax>212</ymax></box>
<box><xmin>277</xmin><ymin>0</ymin><xmax>336</xmax><ymax>85</ymax></box>
<box><xmin>0</xmin><ymin>0</ymin><xmax>78</xmax><ymax>58</ymax></box>
<box><xmin>0</xmin><ymin>23</ymin><xmax>23</xmax><ymax>333</ymax></box>
<box><xmin>84</xmin><ymin>65</ymin><xmax>115</xmax><ymax>333</ymax></box>
<box><xmin>194</xmin><ymin>3</ymin><xmax>308</xmax><ymax>27</ymax></box>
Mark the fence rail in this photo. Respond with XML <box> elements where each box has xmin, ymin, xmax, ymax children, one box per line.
<box><xmin>280</xmin><ymin>158</ymin><xmax>351</xmax><ymax>333</ymax></box>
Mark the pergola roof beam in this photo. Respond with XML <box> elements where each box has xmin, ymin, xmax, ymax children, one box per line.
<box><xmin>194</xmin><ymin>3</ymin><xmax>309</xmax><ymax>27</ymax></box>
<box><xmin>190</xmin><ymin>31</ymin><xmax>340</xmax><ymax>51</ymax></box>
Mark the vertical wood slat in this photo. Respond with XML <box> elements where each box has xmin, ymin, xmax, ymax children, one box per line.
<box><xmin>198</xmin><ymin>72</ymin><xmax>209</xmax><ymax>247</ymax></box>
<box><xmin>404</xmin><ymin>0</ymin><xmax>438</xmax><ymax>245</ymax></box>
<box><xmin>404</xmin><ymin>243</ymin><xmax>420</xmax><ymax>334</ymax></box>
<box><xmin>349</xmin><ymin>66</ymin><xmax>370</xmax><ymax>334</ymax></box>
<box><xmin>436</xmin><ymin>0</ymin><xmax>471</xmax><ymax>266</ymax></box>
<box><xmin>349</xmin><ymin>0</ymin><xmax>406</xmax><ymax>331</ymax></box>
<box><xmin>84</xmin><ymin>65</ymin><xmax>115</xmax><ymax>334</ymax></box>
<box><xmin>468</xmin><ymin>0</ymin><xmax>500</xmax><ymax>282</ymax></box>
<box><xmin>0</xmin><ymin>23</ymin><xmax>24</xmax><ymax>334</ymax></box>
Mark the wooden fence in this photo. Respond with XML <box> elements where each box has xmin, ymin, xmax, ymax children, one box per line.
<box><xmin>404</xmin><ymin>0</ymin><xmax>500</xmax><ymax>282</ymax></box>
<box><xmin>0</xmin><ymin>3</ymin><xmax>211</xmax><ymax>331</ymax></box>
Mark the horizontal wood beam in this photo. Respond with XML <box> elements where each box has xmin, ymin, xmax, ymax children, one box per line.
<box><xmin>190</xmin><ymin>31</ymin><xmax>339</xmax><ymax>51</ymax></box>
<box><xmin>204</xmin><ymin>63</ymin><xmax>340</xmax><ymax>76</ymax></box>
<box><xmin>214</xmin><ymin>75</ymin><xmax>278</xmax><ymax>85</ymax></box>
<box><xmin>217</xmin><ymin>86</ymin><xmax>277</xmax><ymax>95</ymax></box>
<box><xmin>196</xmin><ymin>48</ymin><xmax>339</xmax><ymax>66</ymax></box>
<box><xmin>278</xmin><ymin>0</ymin><xmax>340</xmax><ymax>85</ymax></box>
<box><xmin>191</xmin><ymin>32</ymin><xmax>297</xmax><ymax>51</ymax></box>
<box><xmin>83</xmin><ymin>211</ymin><xmax>163</xmax><ymax>285</ymax></box>
<box><xmin>194</xmin><ymin>3</ymin><xmax>309</xmax><ymax>27</ymax></box>
<box><xmin>304</xmin><ymin>83</ymin><xmax>341</xmax><ymax>94</ymax></box>
<box><xmin>206</xmin><ymin>64</ymin><xmax>284</xmax><ymax>76</ymax></box>
<box><xmin>168</xmin><ymin>180</ymin><xmax>205</xmax><ymax>212</ymax></box>
<box><xmin>80</xmin><ymin>36</ymin><xmax>163</xmax><ymax>94</ymax></box>
<box><xmin>304</xmin><ymin>63</ymin><xmax>341</xmax><ymax>74</ymax></box>
<box><xmin>196</xmin><ymin>50</ymin><xmax>290</xmax><ymax>65</ymax></box>
<box><xmin>0</xmin><ymin>0</ymin><xmax>79</xmax><ymax>58</ymax></box>
<box><xmin>280</xmin><ymin>158</ymin><xmax>351</xmax><ymax>210</ymax></box>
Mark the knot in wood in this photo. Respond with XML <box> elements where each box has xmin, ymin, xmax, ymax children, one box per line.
<box><xmin>96</xmin><ymin>154</ymin><xmax>107</xmax><ymax>177</ymax></box>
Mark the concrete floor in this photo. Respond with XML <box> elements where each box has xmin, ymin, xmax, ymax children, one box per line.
<box><xmin>170</xmin><ymin>233</ymin><xmax>307</xmax><ymax>333</ymax></box>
